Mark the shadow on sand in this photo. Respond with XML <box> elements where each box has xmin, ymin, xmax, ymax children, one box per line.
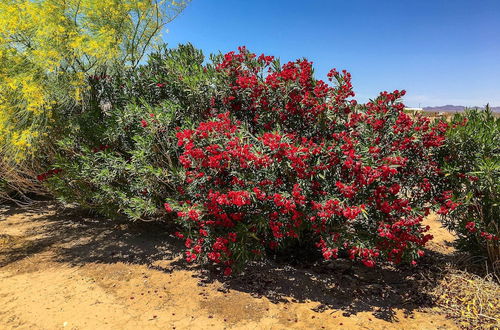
<box><xmin>0</xmin><ymin>201</ymin><xmax>458</xmax><ymax>322</ymax></box>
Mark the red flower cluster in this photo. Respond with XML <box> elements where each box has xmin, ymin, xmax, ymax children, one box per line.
<box><xmin>92</xmin><ymin>144</ymin><xmax>110</xmax><ymax>153</ymax></box>
<box><xmin>37</xmin><ymin>168</ymin><xmax>63</xmax><ymax>182</ymax></box>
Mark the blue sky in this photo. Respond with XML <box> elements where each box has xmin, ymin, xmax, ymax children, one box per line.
<box><xmin>163</xmin><ymin>0</ymin><xmax>500</xmax><ymax>107</ymax></box>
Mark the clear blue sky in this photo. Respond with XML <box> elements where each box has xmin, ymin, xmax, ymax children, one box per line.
<box><xmin>164</xmin><ymin>0</ymin><xmax>500</xmax><ymax>107</ymax></box>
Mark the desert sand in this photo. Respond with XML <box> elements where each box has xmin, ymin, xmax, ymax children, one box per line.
<box><xmin>0</xmin><ymin>202</ymin><xmax>458</xmax><ymax>329</ymax></box>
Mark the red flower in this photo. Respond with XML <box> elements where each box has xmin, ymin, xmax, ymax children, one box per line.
<box><xmin>164</xmin><ymin>203</ymin><xmax>173</xmax><ymax>212</ymax></box>
<box><xmin>465</xmin><ymin>221</ymin><xmax>477</xmax><ymax>233</ymax></box>
<box><xmin>362</xmin><ymin>259</ymin><xmax>375</xmax><ymax>267</ymax></box>
<box><xmin>185</xmin><ymin>251</ymin><xmax>197</xmax><ymax>262</ymax></box>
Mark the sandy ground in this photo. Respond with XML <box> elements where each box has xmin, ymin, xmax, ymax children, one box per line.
<box><xmin>0</xmin><ymin>202</ymin><xmax>459</xmax><ymax>329</ymax></box>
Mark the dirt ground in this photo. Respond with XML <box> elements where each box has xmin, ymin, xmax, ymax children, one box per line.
<box><xmin>0</xmin><ymin>202</ymin><xmax>460</xmax><ymax>329</ymax></box>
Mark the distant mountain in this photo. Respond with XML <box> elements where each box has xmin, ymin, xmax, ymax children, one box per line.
<box><xmin>423</xmin><ymin>105</ymin><xmax>500</xmax><ymax>112</ymax></box>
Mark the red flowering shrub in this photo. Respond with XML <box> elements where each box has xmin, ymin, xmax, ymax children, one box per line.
<box><xmin>166</xmin><ymin>47</ymin><xmax>449</xmax><ymax>273</ymax></box>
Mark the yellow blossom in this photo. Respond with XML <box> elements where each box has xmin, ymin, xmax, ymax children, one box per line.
<box><xmin>0</xmin><ymin>0</ymin><xmax>190</xmax><ymax>164</ymax></box>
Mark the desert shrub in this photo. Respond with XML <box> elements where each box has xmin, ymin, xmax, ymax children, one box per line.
<box><xmin>45</xmin><ymin>44</ymin><xmax>218</xmax><ymax>219</ymax></box>
<box><xmin>48</xmin><ymin>102</ymin><xmax>179</xmax><ymax>219</ymax></box>
<box><xmin>39</xmin><ymin>45</ymin><xmax>452</xmax><ymax>274</ymax></box>
<box><xmin>439</xmin><ymin>108</ymin><xmax>499</xmax><ymax>264</ymax></box>
<box><xmin>165</xmin><ymin>47</ymin><xmax>450</xmax><ymax>274</ymax></box>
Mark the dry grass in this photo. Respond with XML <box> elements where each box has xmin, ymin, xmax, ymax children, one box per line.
<box><xmin>0</xmin><ymin>159</ymin><xmax>48</xmax><ymax>206</ymax></box>
<box><xmin>432</xmin><ymin>269</ymin><xmax>500</xmax><ymax>329</ymax></box>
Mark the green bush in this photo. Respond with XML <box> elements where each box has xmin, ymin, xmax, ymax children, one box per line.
<box><xmin>45</xmin><ymin>44</ymin><xmax>216</xmax><ymax>219</ymax></box>
<box><xmin>439</xmin><ymin>107</ymin><xmax>499</xmax><ymax>263</ymax></box>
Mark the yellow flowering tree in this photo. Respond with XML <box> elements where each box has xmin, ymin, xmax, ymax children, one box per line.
<box><xmin>0</xmin><ymin>0</ymin><xmax>189</xmax><ymax>201</ymax></box>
